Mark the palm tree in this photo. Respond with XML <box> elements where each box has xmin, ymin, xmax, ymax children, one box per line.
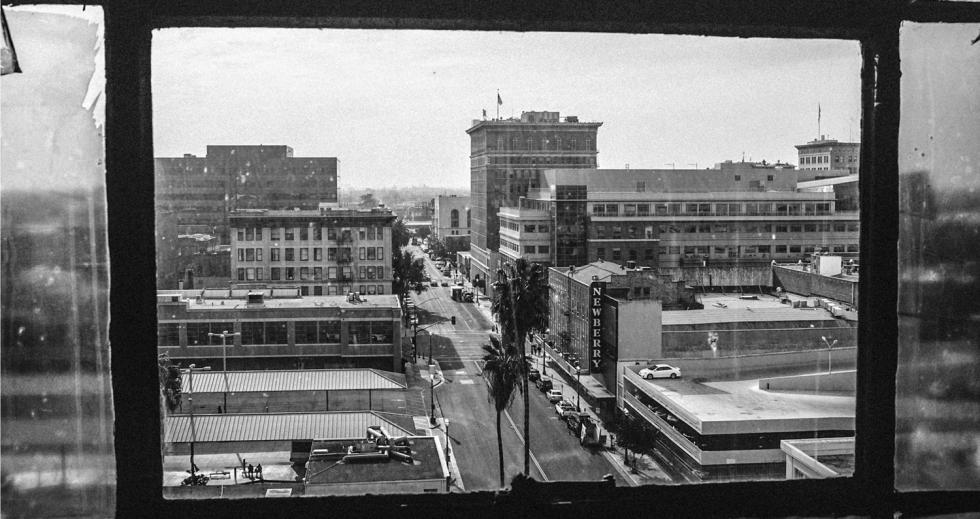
<box><xmin>492</xmin><ymin>258</ymin><xmax>549</xmax><ymax>477</ymax></box>
<box><xmin>482</xmin><ymin>334</ymin><xmax>521</xmax><ymax>488</ymax></box>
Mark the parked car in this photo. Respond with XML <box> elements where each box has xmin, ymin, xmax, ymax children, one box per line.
<box><xmin>639</xmin><ymin>364</ymin><xmax>682</xmax><ymax>379</ymax></box>
<box><xmin>546</xmin><ymin>389</ymin><xmax>564</xmax><ymax>403</ymax></box>
<box><xmin>462</xmin><ymin>291</ymin><xmax>474</xmax><ymax>303</ymax></box>
<box><xmin>555</xmin><ymin>400</ymin><xmax>576</xmax><ymax>418</ymax></box>
<box><xmin>527</xmin><ymin>368</ymin><xmax>541</xmax><ymax>382</ymax></box>
<box><xmin>430</xmin><ymin>280</ymin><xmax>439</xmax><ymax>287</ymax></box>
<box><xmin>440</xmin><ymin>281</ymin><xmax>449</xmax><ymax>287</ymax></box>
<box><xmin>536</xmin><ymin>376</ymin><xmax>553</xmax><ymax>391</ymax></box>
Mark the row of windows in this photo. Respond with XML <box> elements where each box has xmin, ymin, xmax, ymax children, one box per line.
<box><xmin>652</xmin><ymin>222</ymin><xmax>859</xmax><ymax>234</ymax></box>
<box><xmin>242</xmin><ymin>246</ymin><xmax>385</xmax><ymax>262</ymax></box>
<box><xmin>235</xmin><ymin>226</ymin><xmax>386</xmax><ymax>242</ymax></box>
<box><xmin>157</xmin><ymin>319</ymin><xmax>393</xmax><ymax>346</ymax></box>
<box><xmin>487</xmin><ymin>156</ymin><xmax>596</xmax><ymax>166</ymax></box>
<box><xmin>594</xmin><ymin>225</ymin><xmax>656</xmax><ymax>239</ymax></box>
<box><xmin>501</xmin><ymin>221</ymin><xmax>550</xmax><ymax>233</ymax></box>
<box><xmin>300</xmin><ymin>284</ymin><xmax>386</xmax><ymax>296</ymax></box>
<box><xmin>236</xmin><ymin>265</ymin><xmax>386</xmax><ymax>281</ymax></box>
<box><xmin>591</xmin><ymin>201</ymin><xmax>835</xmax><ymax>217</ymax></box>
<box><xmin>487</xmin><ymin>136</ymin><xmax>595</xmax><ymax>152</ymax></box>
<box><xmin>594</xmin><ymin>244</ymin><xmax>860</xmax><ymax>262</ymax></box>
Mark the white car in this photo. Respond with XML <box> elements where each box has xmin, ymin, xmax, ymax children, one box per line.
<box><xmin>546</xmin><ymin>389</ymin><xmax>564</xmax><ymax>403</ymax></box>
<box><xmin>555</xmin><ymin>400</ymin><xmax>577</xmax><ymax>418</ymax></box>
<box><xmin>639</xmin><ymin>364</ymin><xmax>682</xmax><ymax>380</ymax></box>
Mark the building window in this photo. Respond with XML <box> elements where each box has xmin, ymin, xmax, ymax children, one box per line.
<box><xmin>597</xmin><ymin>248</ymin><xmax>605</xmax><ymax>259</ymax></box>
<box><xmin>285</xmin><ymin>228</ymin><xmax>294</xmax><ymax>240</ymax></box>
<box><xmin>377</xmin><ymin>247</ymin><xmax>384</xmax><ymax>260</ymax></box>
<box><xmin>314</xmin><ymin>247</ymin><xmax>322</xmax><ymax>261</ymax></box>
<box><xmin>271</xmin><ymin>248</ymin><xmax>280</xmax><ymax>261</ymax></box>
<box><xmin>313</xmin><ymin>226</ymin><xmax>322</xmax><ymax>240</ymax></box>
<box><xmin>300</xmin><ymin>248</ymin><xmax>309</xmax><ymax>261</ymax></box>
<box><xmin>285</xmin><ymin>248</ymin><xmax>295</xmax><ymax>261</ymax></box>
<box><xmin>451</xmin><ymin>208</ymin><xmax>459</xmax><ymax>228</ymax></box>
<box><xmin>612</xmin><ymin>248</ymin><xmax>622</xmax><ymax>261</ymax></box>
<box><xmin>313</xmin><ymin>286</ymin><xmax>323</xmax><ymax>296</ymax></box>
<box><xmin>271</xmin><ymin>227</ymin><xmax>280</xmax><ymax>240</ymax></box>
<box><xmin>300</xmin><ymin>267</ymin><xmax>310</xmax><ymax>280</ymax></box>
<box><xmin>359</xmin><ymin>247</ymin><xmax>366</xmax><ymax>260</ymax></box>
<box><xmin>245</xmin><ymin>248</ymin><xmax>255</xmax><ymax>261</ymax></box>
<box><xmin>271</xmin><ymin>267</ymin><xmax>281</xmax><ymax>280</ymax></box>
<box><xmin>327</xmin><ymin>227</ymin><xmax>337</xmax><ymax>240</ymax></box>
<box><xmin>328</xmin><ymin>267</ymin><xmax>337</xmax><ymax>280</ymax></box>
<box><xmin>237</xmin><ymin>248</ymin><xmax>245</xmax><ymax>261</ymax></box>
<box><xmin>256</xmin><ymin>267</ymin><xmax>263</xmax><ymax>280</ymax></box>
<box><xmin>286</xmin><ymin>267</ymin><xmax>295</xmax><ymax>280</ymax></box>
<box><xmin>367</xmin><ymin>247</ymin><xmax>376</xmax><ymax>260</ymax></box>
<box><xmin>359</xmin><ymin>266</ymin><xmax>366</xmax><ymax>279</ymax></box>
<box><xmin>237</xmin><ymin>268</ymin><xmax>245</xmax><ymax>280</ymax></box>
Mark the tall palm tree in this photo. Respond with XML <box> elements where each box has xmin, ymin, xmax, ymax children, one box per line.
<box><xmin>482</xmin><ymin>335</ymin><xmax>521</xmax><ymax>488</ymax></box>
<box><xmin>492</xmin><ymin>258</ymin><xmax>549</xmax><ymax>477</ymax></box>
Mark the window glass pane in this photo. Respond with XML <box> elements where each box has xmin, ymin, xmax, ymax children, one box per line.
<box><xmin>2</xmin><ymin>6</ymin><xmax>115</xmax><ymax>516</ymax></box>
<box><xmin>896</xmin><ymin>23</ymin><xmax>980</xmax><ymax>491</ymax></box>
<box><xmin>151</xmin><ymin>26</ymin><xmax>862</xmax><ymax>497</ymax></box>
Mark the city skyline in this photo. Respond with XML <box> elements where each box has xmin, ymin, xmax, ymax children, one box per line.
<box><xmin>152</xmin><ymin>28</ymin><xmax>861</xmax><ymax>189</ymax></box>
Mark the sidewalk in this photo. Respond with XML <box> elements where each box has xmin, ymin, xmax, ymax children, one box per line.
<box><xmin>415</xmin><ymin>359</ymin><xmax>466</xmax><ymax>492</ymax></box>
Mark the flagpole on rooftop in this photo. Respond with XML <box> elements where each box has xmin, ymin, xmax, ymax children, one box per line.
<box><xmin>496</xmin><ymin>89</ymin><xmax>501</xmax><ymax>120</ymax></box>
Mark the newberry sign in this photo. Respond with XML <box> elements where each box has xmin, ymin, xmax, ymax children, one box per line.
<box><xmin>589</xmin><ymin>281</ymin><xmax>606</xmax><ymax>372</ymax></box>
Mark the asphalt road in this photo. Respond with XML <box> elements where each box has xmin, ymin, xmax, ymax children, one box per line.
<box><xmin>409</xmin><ymin>246</ymin><xmax>625</xmax><ymax>490</ymax></box>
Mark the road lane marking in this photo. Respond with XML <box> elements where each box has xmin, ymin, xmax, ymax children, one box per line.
<box><xmin>502</xmin><ymin>408</ymin><xmax>548</xmax><ymax>482</ymax></box>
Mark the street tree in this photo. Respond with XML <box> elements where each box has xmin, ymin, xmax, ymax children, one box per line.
<box><xmin>415</xmin><ymin>226</ymin><xmax>431</xmax><ymax>241</ymax></box>
<box><xmin>481</xmin><ymin>334</ymin><xmax>522</xmax><ymax>488</ymax></box>
<box><xmin>392</xmin><ymin>249</ymin><xmax>429</xmax><ymax>295</ymax></box>
<box><xmin>391</xmin><ymin>218</ymin><xmax>410</xmax><ymax>250</ymax></box>
<box><xmin>157</xmin><ymin>353</ymin><xmax>182</xmax><ymax>413</ymax></box>
<box><xmin>492</xmin><ymin>258</ymin><xmax>549</xmax><ymax>477</ymax></box>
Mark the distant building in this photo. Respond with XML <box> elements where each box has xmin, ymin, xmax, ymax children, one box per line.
<box><xmin>157</xmin><ymin>287</ymin><xmax>402</xmax><ymax>371</ymax></box>
<box><xmin>795</xmin><ymin>137</ymin><xmax>860</xmax><ymax>175</ymax></box>
<box><xmin>467</xmin><ymin>111</ymin><xmax>602</xmax><ymax>297</ymax></box>
<box><xmin>155</xmin><ymin>145</ymin><xmax>338</xmax><ymax>243</ymax></box>
<box><xmin>228</xmin><ymin>205</ymin><xmax>396</xmax><ymax>297</ymax></box>
<box><xmin>432</xmin><ymin>195</ymin><xmax>471</xmax><ymax>242</ymax></box>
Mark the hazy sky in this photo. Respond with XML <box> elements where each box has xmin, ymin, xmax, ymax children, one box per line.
<box><xmin>152</xmin><ymin>29</ymin><xmax>862</xmax><ymax>189</ymax></box>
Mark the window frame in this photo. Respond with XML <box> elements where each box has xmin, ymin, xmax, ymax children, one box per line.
<box><xmin>106</xmin><ymin>0</ymin><xmax>979</xmax><ymax>517</ymax></box>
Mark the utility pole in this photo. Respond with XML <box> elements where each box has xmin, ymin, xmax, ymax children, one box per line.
<box><xmin>208</xmin><ymin>329</ymin><xmax>240</xmax><ymax>411</ymax></box>
<box><xmin>184</xmin><ymin>364</ymin><xmax>211</xmax><ymax>481</ymax></box>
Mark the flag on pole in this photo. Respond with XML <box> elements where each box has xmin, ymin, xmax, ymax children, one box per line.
<box><xmin>482</xmin><ymin>108</ymin><xmax>487</xmax><ymax>119</ymax></box>
<box><xmin>497</xmin><ymin>93</ymin><xmax>503</xmax><ymax>106</ymax></box>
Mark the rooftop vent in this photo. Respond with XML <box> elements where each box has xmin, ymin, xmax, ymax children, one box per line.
<box><xmin>247</xmin><ymin>292</ymin><xmax>264</xmax><ymax>305</ymax></box>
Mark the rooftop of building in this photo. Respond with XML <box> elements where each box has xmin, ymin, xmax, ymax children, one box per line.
<box><xmin>629</xmin><ymin>375</ymin><xmax>855</xmax><ymax>434</ymax></box>
<box><xmin>534</xmin><ymin>168</ymin><xmax>806</xmax><ymax>195</ymax></box>
<box><xmin>228</xmin><ymin>204</ymin><xmax>393</xmax><ymax>219</ymax></box>
<box><xmin>467</xmin><ymin>111</ymin><xmax>602</xmax><ymax>132</ymax></box>
<box><xmin>550</xmin><ymin>260</ymin><xmax>653</xmax><ymax>285</ymax></box>
<box><xmin>181</xmin><ymin>369</ymin><xmax>407</xmax><ymax>394</ymax></box>
<box><xmin>794</xmin><ymin>137</ymin><xmax>861</xmax><ymax>149</ymax></box>
<box><xmin>305</xmin><ymin>436</ymin><xmax>446</xmax><ymax>486</ymax></box>
<box><xmin>662</xmin><ymin>292</ymin><xmax>847</xmax><ymax>326</ymax></box>
<box><xmin>165</xmin><ymin>411</ymin><xmax>418</xmax><ymax>444</ymax></box>
<box><xmin>158</xmin><ymin>289</ymin><xmax>401</xmax><ymax>311</ymax></box>
<box><xmin>797</xmin><ymin>174</ymin><xmax>860</xmax><ymax>189</ymax></box>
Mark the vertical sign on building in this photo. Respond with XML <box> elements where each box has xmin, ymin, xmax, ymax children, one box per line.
<box><xmin>589</xmin><ymin>280</ymin><xmax>606</xmax><ymax>373</ymax></box>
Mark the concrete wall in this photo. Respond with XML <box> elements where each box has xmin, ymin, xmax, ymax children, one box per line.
<box><xmin>629</xmin><ymin>347</ymin><xmax>857</xmax><ymax>380</ymax></box>
<box><xmin>759</xmin><ymin>370</ymin><xmax>856</xmax><ymax>392</ymax></box>
<box><xmin>662</xmin><ymin>319</ymin><xmax>857</xmax><ymax>357</ymax></box>
<box><xmin>773</xmin><ymin>266</ymin><xmax>859</xmax><ymax>306</ymax></box>
<box><xmin>658</xmin><ymin>265</ymin><xmax>774</xmax><ymax>287</ymax></box>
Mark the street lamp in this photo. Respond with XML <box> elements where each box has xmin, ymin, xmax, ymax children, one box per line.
<box><xmin>183</xmin><ymin>364</ymin><xmax>211</xmax><ymax>480</ymax></box>
<box><xmin>208</xmin><ymin>329</ymin><xmax>240</xmax><ymax>411</ymax></box>
<box><xmin>821</xmin><ymin>336</ymin><xmax>838</xmax><ymax>373</ymax></box>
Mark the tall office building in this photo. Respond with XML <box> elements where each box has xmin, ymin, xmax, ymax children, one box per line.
<box><xmin>467</xmin><ymin>111</ymin><xmax>601</xmax><ymax>287</ymax></box>
<box><xmin>155</xmin><ymin>145</ymin><xmax>338</xmax><ymax>243</ymax></box>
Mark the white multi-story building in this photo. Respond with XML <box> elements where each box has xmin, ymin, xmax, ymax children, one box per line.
<box><xmin>229</xmin><ymin>205</ymin><xmax>396</xmax><ymax>296</ymax></box>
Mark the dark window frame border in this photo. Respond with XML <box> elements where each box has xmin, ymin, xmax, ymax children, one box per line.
<box><xmin>87</xmin><ymin>0</ymin><xmax>980</xmax><ymax>516</ymax></box>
